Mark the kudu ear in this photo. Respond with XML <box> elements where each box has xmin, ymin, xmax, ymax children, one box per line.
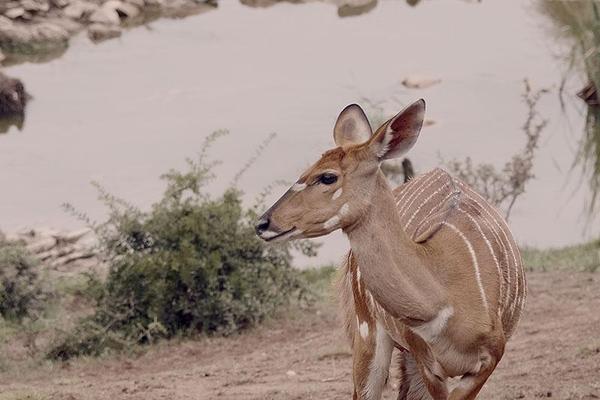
<box><xmin>370</xmin><ymin>99</ymin><xmax>425</xmax><ymax>160</ymax></box>
<box><xmin>333</xmin><ymin>104</ymin><xmax>373</xmax><ymax>146</ymax></box>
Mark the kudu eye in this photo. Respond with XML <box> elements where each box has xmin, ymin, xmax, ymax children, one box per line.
<box><xmin>319</xmin><ymin>173</ymin><xmax>338</xmax><ymax>185</ymax></box>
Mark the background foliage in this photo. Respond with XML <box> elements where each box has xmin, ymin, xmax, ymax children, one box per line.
<box><xmin>50</xmin><ymin>131</ymin><xmax>316</xmax><ymax>360</ymax></box>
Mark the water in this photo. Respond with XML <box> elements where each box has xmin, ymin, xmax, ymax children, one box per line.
<box><xmin>0</xmin><ymin>1</ymin><xmax>597</xmax><ymax>266</ymax></box>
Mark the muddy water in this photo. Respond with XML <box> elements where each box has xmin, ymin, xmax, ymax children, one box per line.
<box><xmin>0</xmin><ymin>1</ymin><xmax>596</xmax><ymax>266</ymax></box>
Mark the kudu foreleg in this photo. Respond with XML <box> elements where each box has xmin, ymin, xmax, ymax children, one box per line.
<box><xmin>447</xmin><ymin>342</ymin><xmax>504</xmax><ymax>400</ymax></box>
<box><xmin>403</xmin><ymin>329</ymin><xmax>448</xmax><ymax>400</ymax></box>
<box><xmin>351</xmin><ymin>322</ymin><xmax>393</xmax><ymax>400</ymax></box>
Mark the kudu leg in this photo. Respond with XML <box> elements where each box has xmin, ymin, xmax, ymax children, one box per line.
<box><xmin>351</xmin><ymin>322</ymin><xmax>394</xmax><ymax>400</ymax></box>
<box><xmin>397</xmin><ymin>351</ymin><xmax>432</xmax><ymax>400</ymax></box>
<box><xmin>447</xmin><ymin>344</ymin><xmax>504</xmax><ymax>400</ymax></box>
<box><xmin>403</xmin><ymin>329</ymin><xmax>448</xmax><ymax>400</ymax></box>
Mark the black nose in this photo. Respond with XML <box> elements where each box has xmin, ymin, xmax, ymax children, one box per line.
<box><xmin>255</xmin><ymin>217</ymin><xmax>270</xmax><ymax>235</ymax></box>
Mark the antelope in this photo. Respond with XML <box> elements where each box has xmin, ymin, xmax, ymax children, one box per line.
<box><xmin>255</xmin><ymin>100</ymin><xmax>526</xmax><ymax>400</ymax></box>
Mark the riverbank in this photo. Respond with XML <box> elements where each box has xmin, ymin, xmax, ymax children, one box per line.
<box><xmin>0</xmin><ymin>0</ymin><xmax>382</xmax><ymax>67</ymax></box>
<box><xmin>0</xmin><ymin>0</ymin><xmax>217</xmax><ymax>66</ymax></box>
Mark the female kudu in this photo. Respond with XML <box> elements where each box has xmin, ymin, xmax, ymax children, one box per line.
<box><xmin>255</xmin><ymin>100</ymin><xmax>526</xmax><ymax>400</ymax></box>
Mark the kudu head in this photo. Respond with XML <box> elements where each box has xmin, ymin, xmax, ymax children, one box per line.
<box><xmin>255</xmin><ymin>99</ymin><xmax>426</xmax><ymax>242</ymax></box>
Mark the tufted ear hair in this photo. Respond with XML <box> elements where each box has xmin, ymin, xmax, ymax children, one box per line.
<box><xmin>369</xmin><ymin>99</ymin><xmax>425</xmax><ymax>160</ymax></box>
<box><xmin>333</xmin><ymin>104</ymin><xmax>373</xmax><ymax>146</ymax></box>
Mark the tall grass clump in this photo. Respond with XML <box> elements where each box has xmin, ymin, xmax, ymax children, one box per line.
<box><xmin>49</xmin><ymin>131</ymin><xmax>315</xmax><ymax>360</ymax></box>
<box><xmin>538</xmin><ymin>0</ymin><xmax>600</xmax><ymax>213</ymax></box>
<box><xmin>0</xmin><ymin>236</ymin><xmax>45</xmax><ymax>322</ymax></box>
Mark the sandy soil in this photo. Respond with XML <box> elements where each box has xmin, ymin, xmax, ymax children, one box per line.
<box><xmin>1</xmin><ymin>271</ymin><xmax>599</xmax><ymax>400</ymax></box>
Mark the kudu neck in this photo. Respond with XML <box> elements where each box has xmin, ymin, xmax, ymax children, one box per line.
<box><xmin>343</xmin><ymin>170</ymin><xmax>418</xmax><ymax>258</ymax></box>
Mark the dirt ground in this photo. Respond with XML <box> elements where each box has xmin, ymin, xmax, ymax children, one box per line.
<box><xmin>1</xmin><ymin>271</ymin><xmax>599</xmax><ymax>400</ymax></box>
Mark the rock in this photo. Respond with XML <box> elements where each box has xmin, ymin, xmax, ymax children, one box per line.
<box><xmin>27</xmin><ymin>236</ymin><xmax>57</xmax><ymax>253</ymax></box>
<box><xmin>51</xmin><ymin>0</ymin><xmax>71</xmax><ymax>7</ymax></box>
<box><xmin>401</xmin><ymin>75</ymin><xmax>442</xmax><ymax>89</ymax></box>
<box><xmin>21</xmin><ymin>0</ymin><xmax>50</xmax><ymax>13</ymax></box>
<box><xmin>63</xmin><ymin>0</ymin><xmax>98</xmax><ymax>20</ymax></box>
<box><xmin>57</xmin><ymin>228</ymin><xmax>92</xmax><ymax>243</ymax></box>
<box><xmin>161</xmin><ymin>0</ymin><xmax>213</xmax><ymax>18</ymax></box>
<box><xmin>32</xmin><ymin>227</ymin><xmax>62</xmax><ymax>238</ymax></box>
<box><xmin>0</xmin><ymin>72</ymin><xmax>28</xmax><ymax>116</ymax></box>
<box><xmin>5</xmin><ymin>7</ymin><xmax>26</xmax><ymax>19</ymax></box>
<box><xmin>46</xmin><ymin>16</ymin><xmax>83</xmax><ymax>34</ymax></box>
<box><xmin>87</xmin><ymin>22</ymin><xmax>121</xmax><ymax>41</ymax></box>
<box><xmin>31</xmin><ymin>22</ymin><xmax>70</xmax><ymax>41</ymax></box>
<box><xmin>0</xmin><ymin>48</ymin><xmax>5</xmax><ymax>63</ymax></box>
<box><xmin>286</xmin><ymin>370</ymin><xmax>297</xmax><ymax>377</ymax></box>
<box><xmin>335</xmin><ymin>0</ymin><xmax>377</xmax><ymax>17</ymax></box>
<box><xmin>114</xmin><ymin>1</ymin><xmax>140</xmax><ymax>19</ymax></box>
<box><xmin>97</xmin><ymin>0</ymin><xmax>140</xmax><ymax>21</ymax></box>
<box><xmin>3</xmin><ymin>232</ymin><xmax>22</xmax><ymax>243</ymax></box>
<box><xmin>125</xmin><ymin>0</ymin><xmax>144</xmax><ymax>8</ymax></box>
<box><xmin>89</xmin><ymin>3</ymin><xmax>120</xmax><ymax>24</ymax></box>
<box><xmin>0</xmin><ymin>16</ymin><xmax>69</xmax><ymax>45</ymax></box>
<box><xmin>51</xmin><ymin>249</ymin><xmax>95</xmax><ymax>267</ymax></box>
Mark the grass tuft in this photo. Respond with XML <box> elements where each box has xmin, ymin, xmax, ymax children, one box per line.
<box><xmin>522</xmin><ymin>240</ymin><xmax>600</xmax><ymax>272</ymax></box>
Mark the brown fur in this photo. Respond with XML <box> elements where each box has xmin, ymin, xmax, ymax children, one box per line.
<box><xmin>258</xmin><ymin>101</ymin><xmax>526</xmax><ymax>400</ymax></box>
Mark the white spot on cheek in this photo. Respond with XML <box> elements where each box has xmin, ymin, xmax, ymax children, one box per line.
<box><xmin>260</xmin><ymin>231</ymin><xmax>279</xmax><ymax>239</ymax></box>
<box><xmin>359</xmin><ymin>321</ymin><xmax>369</xmax><ymax>339</ymax></box>
<box><xmin>323</xmin><ymin>215</ymin><xmax>340</xmax><ymax>229</ymax></box>
<box><xmin>340</xmin><ymin>203</ymin><xmax>350</xmax><ymax>216</ymax></box>
<box><xmin>332</xmin><ymin>188</ymin><xmax>343</xmax><ymax>200</ymax></box>
<box><xmin>290</xmin><ymin>182</ymin><xmax>306</xmax><ymax>192</ymax></box>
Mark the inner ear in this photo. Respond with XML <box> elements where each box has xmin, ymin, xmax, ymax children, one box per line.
<box><xmin>371</xmin><ymin>99</ymin><xmax>425</xmax><ymax>160</ymax></box>
<box><xmin>333</xmin><ymin>104</ymin><xmax>373</xmax><ymax>147</ymax></box>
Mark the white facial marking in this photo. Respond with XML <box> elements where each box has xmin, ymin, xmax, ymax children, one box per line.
<box><xmin>260</xmin><ymin>230</ymin><xmax>279</xmax><ymax>239</ymax></box>
<box><xmin>290</xmin><ymin>182</ymin><xmax>306</xmax><ymax>192</ymax></box>
<box><xmin>332</xmin><ymin>188</ymin><xmax>343</xmax><ymax>200</ymax></box>
<box><xmin>411</xmin><ymin>306</ymin><xmax>454</xmax><ymax>342</ymax></box>
<box><xmin>359</xmin><ymin>321</ymin><xmax>369</xmax><ymax>339</ymax></box>
<box><xmin>340</xmin><ymin>203</ymin><xmax>350</xmax><ymax>217</ymax></box>
<box><xmin>323</xmin><ymin>215</ymin><xmax>340</xmax><ymax>229</ymax></box>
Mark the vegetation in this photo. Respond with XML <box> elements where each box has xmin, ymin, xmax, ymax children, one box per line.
<box><xmin>49</xmin><ymin>131</ymin><xmax>317</xmax><ymax>360</ymax></box>
<box><xmin>0</xmin><ymin>238</ymin><xmax>45</xmax><ymax>321</ymax></box>
<box><xmin>538</xmin><ymin>0</ymin><xmax>600</xmax><ymax>213</ymax></box>
<box><xmin>522</xmin><ymin>239</ymin><xmax>600</xmax><ymax>273</ymax></box>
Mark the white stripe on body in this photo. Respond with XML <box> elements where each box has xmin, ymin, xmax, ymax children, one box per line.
<box><xmin>456</xmin><ymin>181</ymin><xmax>523</xmax><ymax>322</ymax></box>
<box><xmin>404</xmin><ymin>182</ymin><xmax>453</xmax><ymax>230</ymax></box>
<box><xmin>460</xmin><ymin>200</ymin><xmax>512</xmax><ymax>315</ymax></box>
<box><xmin>457</xmin><ymin>207</ymin><xmax>503</xmax><ymax>318</ymax></box>
<box><xmin>458</xmin><ymin>190</ymin><xmax>516</xmax><ymax>316</ymax></box>
<box><xmin>395</xmin><ymin>169</ymin><xmax>443</xmax><ymax>210</ymax></box>
<box><xmin>443</xmin><ymin>222</ymin><xmax>490</xmax><ymax>316</ymax></box>
<box><xmin>397</xmin><ymin>170</ymin><xmax>446</xmax><ymax>218</ymax></box>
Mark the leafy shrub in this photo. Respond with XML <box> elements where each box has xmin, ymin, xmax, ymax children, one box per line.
<box><xmin>51</xmin><ymin>131</ymin><xmax>316</xmax><ymax>359</ymax></box>
<box><xmin>0</xmin><ymin>239</ymin><xmax>44</xmax><ymax>321</ymax></box>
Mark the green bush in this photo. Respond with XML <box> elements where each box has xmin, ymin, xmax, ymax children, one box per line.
<box><xmin>0</xmin><ymin>239</ymin><xmax>44</xmax><ymax>321</ymax></box>
<box><xmin>50</xmin><ymin>131</ymin><xmax>316</xmax><ymax>359</ymax></box>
